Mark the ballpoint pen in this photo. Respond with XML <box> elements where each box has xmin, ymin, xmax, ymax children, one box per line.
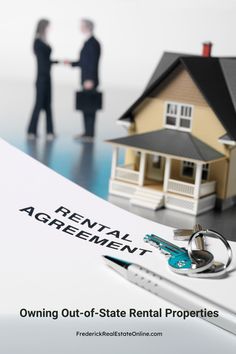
<box><xmin>103</xmin><ymin>255</ymin><xmax>236</xmax><ymax>335</ymax></box>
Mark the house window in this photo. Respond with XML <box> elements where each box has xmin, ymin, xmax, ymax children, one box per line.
<box><xmin>165</xmin><ymin>102</ymin><xmax>193</xmax><ymax>131</ymax></box>
<box><xmin>182</xmin><ymin>161</ymin><xmax>195</xmax><ymax>178</ymax></box>
<box><xmin>202</xmin><ymin>163</ymin><xmax>209</xmax><ymax>180</ymax></box>
<box><xmin>182</xmin><ymin>162</ymin><xmax>210</xmax><ymax>180</ymax></box>
<box><xmin>152</xmin><ymin>156</ymin><xmax>162</xmax><ymax>169</ymax></box>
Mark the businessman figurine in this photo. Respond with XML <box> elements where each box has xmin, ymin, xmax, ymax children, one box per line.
<box><xmin>66</xmin><ymin>19</ymin><xmax>101</xmax><ymax>141</ymax></box>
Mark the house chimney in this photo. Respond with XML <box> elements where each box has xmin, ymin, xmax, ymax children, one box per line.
<box><xmin>202</xmin><ymin>42</ymin><xmax>213</xmax><ymax>57</ymax></box>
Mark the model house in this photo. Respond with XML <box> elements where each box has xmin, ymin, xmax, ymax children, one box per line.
<box><xmin>107</xmin><ymin>43</ymin><xmax>236</xmax><ymax>215</ymax></box>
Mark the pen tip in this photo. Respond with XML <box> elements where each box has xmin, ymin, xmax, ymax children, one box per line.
<box><xmin>103</xmin><ymin>255</ymin><xmax>131</xmax><ymax>275</ymax></box>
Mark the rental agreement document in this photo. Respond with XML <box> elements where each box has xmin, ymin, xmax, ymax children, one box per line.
<box><xmin>0</xmin><ymin>138</ymin><xmax>235</xmax><ymax>353</ymax></box>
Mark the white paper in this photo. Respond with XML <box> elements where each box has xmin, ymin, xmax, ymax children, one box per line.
<box><xmin>0</xmin><ymin>138</ymin><xmax>236</xmax><ymax>351</ymax></box>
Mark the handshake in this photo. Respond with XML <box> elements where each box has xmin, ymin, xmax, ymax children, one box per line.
<box><xmin>60</xmin><ymin>60</ymin><xmax>95</xmax><ymax>90</ymax></box>
<box><xmin>63</xmin><ymin>60</ymin><xmax>72</xmax><ymax>65</ymax></box>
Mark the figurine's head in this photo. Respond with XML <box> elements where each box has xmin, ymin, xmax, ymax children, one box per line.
<box><xmin>80</xmin><ymin>19</ymin><xmax>94</xmax><ymax>36</ymax></box>
<box><xmin>35</xmin><ymin>19</ymin><xmax>50</xmax><ymax>41</ymax></box>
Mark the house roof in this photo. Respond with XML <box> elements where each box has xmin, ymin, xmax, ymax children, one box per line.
<box><xmin>219</xmin><ymin>133</ymin><xmax>232</xmax><ymax>141</ymax></box>
<box><xmin>107</xmin><ymin>129</ymin><xmax>225</xmax><ymax>162</ymax></box>
<box><xmin>144</xmin><ymin>52</ymin><xmax>191</xmax><ymax>91</ymax></box>
<box><xmin>119</xmin><ymin>53</ymin><xmax>236</xmax><ymax>140</ymax></box>
<box><xmin>218</xmin><ymin>133</ymin><xmax>236</xmax><ymax>145</ymax></box>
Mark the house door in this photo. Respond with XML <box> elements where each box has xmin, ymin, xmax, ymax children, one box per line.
<box><xmin>146</xmin><ymin>155</ymin><xmax>164</xmax><ymax>182</ymax></box>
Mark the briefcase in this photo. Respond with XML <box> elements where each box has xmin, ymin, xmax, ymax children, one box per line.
<box><xmin>75</xmin><ymin>90</ymin><xmax>103</xmax><ymax>112</ymax></box>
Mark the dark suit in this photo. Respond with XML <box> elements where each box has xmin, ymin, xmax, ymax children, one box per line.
<box><xmin>28</xmin><ymin>38</ymin><xmax>58</xmax><ymax>135</ymax></box>
<box><xmin>71</xmin><ymin>36</ymin><xmax>101</xmax><ymax>137</ymax></box>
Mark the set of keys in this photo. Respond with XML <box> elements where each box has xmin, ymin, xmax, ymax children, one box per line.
<box><xmin>144</xmin><ymin>224</ymin><xmax>233</xmax><ymax>278</ymax></box>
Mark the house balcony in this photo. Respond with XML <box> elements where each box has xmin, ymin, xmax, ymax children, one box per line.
<box><xmin>109</xmin><ymin>147</ymin><xmax>218</xmax><ymax>215</ymax></box>
<box><xmin>109</xmin><ymin>179</ymin><xmax>216</xmax><ymax>215</ymax></box>
<box><xmin>167</xmin><ymin>179</ymin><xmax>216</xmax><ymax>198</ymax></box>
<box><xmin>113</xmin><ymin>165</ymin><xmax>216</xmax><ymax>198</ymax></box>
<box><xmin>114</xmin><ymin>164</ymin><xmax>140</xmax><ymax>184</ymax></box>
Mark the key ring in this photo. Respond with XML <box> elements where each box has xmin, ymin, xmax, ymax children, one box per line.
<box><xmin>188</xmin><ymin>229</ymin><xmax>233</xmax><ymax>277</ymax></box>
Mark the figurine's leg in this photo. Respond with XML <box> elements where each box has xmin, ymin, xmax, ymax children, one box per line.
<box><xmin>45</xmin><ymin>81</ymin><xmax>54</xmax><ymax>134</ymax></box>
<box><xmin>83</xmin><ymin>111</ymin><xmax>96</xmax><ymax>137</ymax></box>
<box><xmin>82</xmin><ymin>111</ymin><xmax>89</xmax><ymax>136</ymax></box>
<box><xmin>28</xmin><ymin>81</ymin><xmax>44</xmax><ymax>135</ymax></box>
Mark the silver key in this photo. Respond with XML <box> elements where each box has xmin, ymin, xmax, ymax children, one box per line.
<box><xmin>144</xmin><ymin>233</ymin><xmax>214</xmax><ymax>275</ymax></box>
<box><xmin>174</xmin><ymin>224</ymin><xmax>205</xmax><ymax>250</ymax></box>
<box><xmin>173</xmin><ymin>224</ymin><xmax>222</xmax><ymax>277</ymax></box>
<box><xmin>188</xmin><ymin>229</ymin><xmax>233</xmax><ymax>278</ymax></box>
